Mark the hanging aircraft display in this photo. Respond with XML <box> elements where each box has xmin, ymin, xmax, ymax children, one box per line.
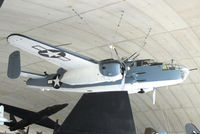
<box><xmin>0</xmin><ymin>103</ymin><xmax>68</xmax><ymax>131</ymax></box>
<box><xmin>7</xmin><ymin>34</ymin><xmax>190</xmax><ymax>104</ymax></box>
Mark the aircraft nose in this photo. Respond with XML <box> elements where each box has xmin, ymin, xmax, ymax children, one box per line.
<box><xmin>181</xmin><ymin>67</ymin><xmax>189</xmax><ymax>80</ymax></box>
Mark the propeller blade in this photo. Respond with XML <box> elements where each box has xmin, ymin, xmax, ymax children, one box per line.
<box><xmin>26</xmin><ymin>126</ymin><xmax>30</xmax><ymax>134</ymax></box>
<box><xmin>113</xmin><ymin>48</ymin><xmax>121</xmax><ymax>62</ymax></box>
<box><xmin>152</xmin><ymin>88</ymin><xmax>156</xmax><ymax>105</ymax></box>
<box><xmin>120</xmin><ymin>70</ymin><xmax>127</xmax><ymax>90</ymax></box>
<box><xmin>109</xmin><ymin>45</ymin><xmax>122</xmax><ymax>62</ymax></box>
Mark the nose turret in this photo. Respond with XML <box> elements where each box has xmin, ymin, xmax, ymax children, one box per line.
<box><xmin>181</xmin><ymin>67</ymin><xmax>189</xmax><ymax>81</ymax></box>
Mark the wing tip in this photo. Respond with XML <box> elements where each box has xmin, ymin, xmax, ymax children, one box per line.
<box><xmin>7</xmin><ymin>33</ymin><xmax>23</xmax><ymax>44</ymax></box>
<box><xmin>7</xmin><ymin>34</ymin><xmax>32</xmax><ymax>47</ymax></box>
<box><xmin>7</xmin><ymin>33</ymin><xmax>21</xmax><ymax>39</ymax></box>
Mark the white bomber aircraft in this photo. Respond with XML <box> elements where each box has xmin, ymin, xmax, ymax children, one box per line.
<box><xmin>7</xmin><ymin>34</ymin><xmax>190</xmax><ymax>104</ymax></box>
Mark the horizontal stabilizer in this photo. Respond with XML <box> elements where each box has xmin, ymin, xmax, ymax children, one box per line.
<box><xmin>26</xmin><ymin>78</ymin><xmax>49</xmax><ymax>87</ymax></box>
<box><xmin>21</xmin><ymin>71</ymin><xmax>46</xmax><ymax>79</ymax></box>
<box><xmin>7</xmin><ymin>51</ymin><xmax>21</xmax><ymax>79</ymax></box>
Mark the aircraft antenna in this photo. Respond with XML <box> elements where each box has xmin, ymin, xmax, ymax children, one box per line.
<box><xmin>112</xmin><ymin>10</ymin><xmax>125</xmax><ymax>42</ymax></box>
<box><xmin>71</xmin><ymin>7</ymin><xmax>128</xmax><ymax>90</ymax></box>
<box><xmin>162</xmin><ymin>110</ymin><xmax>170</xmax><ymax>133</ymax></box>
<box><xmin>137</xmin><ymin>27</ymin><xmax>152</xmax><ymax>54</ymax></box>
<box><xmin>71</xmin><ymin>8</ymin><xmax>111</xmax><ymax>44</ymax></box>
<box><xmin>128</xmin><ymin>27</ymin><xmax>152</xmax><ymax>65</ymax></box>
<box><xmin>109</xmin><ymin>10</ymin><xmax>125</xmax><ymax>59</ymax></box>
<box><xmin>55</xmin><ymin>43</ymin><xmax>72</xmax><ymax>48</ymax></box>
<box><xmin>71</xmin><ymin>8</ymin><xmax>116</xmax><ymax>58</ymax></box>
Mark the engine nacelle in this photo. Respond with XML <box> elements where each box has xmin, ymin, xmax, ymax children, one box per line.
<box><xmin>99</xmin><ymin>59</ymin><xmax>121</xmax><ymax>77</ymax></box>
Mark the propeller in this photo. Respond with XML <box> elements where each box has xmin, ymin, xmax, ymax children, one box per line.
<box><xmin>108</xmin><ymin>22</ymin><xmax>151</xmax><ymax>90</ymax></box>
<box><xmin>109</xmin><ymin>45</ymin><xmax>138</xmax><ymax>90</ymax></box>
<box><xmin>152</xmin><ymin>88</ymin><xmax>156</xmax><ymax>105</ymax></box>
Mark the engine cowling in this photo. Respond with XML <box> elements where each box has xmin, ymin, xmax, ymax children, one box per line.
<box><xmin>99</xmin><ymin>59</ymin><xmax>121</xmax><ymax>77</ymax></box>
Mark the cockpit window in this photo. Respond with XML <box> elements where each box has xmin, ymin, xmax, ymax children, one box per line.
<box><xmin>133</xmin><ymin>59</ymin><xmax>162</xmax><ymax>67</ymax></box>
<box><xmin>162</xmin><ymin>64</ymin><xmax>182</xmax><ymax>70</ymax></box>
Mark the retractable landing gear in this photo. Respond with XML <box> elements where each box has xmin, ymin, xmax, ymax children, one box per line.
<box><xmin>138</xmin><ymin>89</ymin><xmax>145</xmax><ymax>93</ymax></box>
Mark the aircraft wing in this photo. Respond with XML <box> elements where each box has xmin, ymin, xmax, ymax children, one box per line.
<box><xmin>0</xmin><ymin>103</ymin><xmax>36</xmax><ymax>119</ymax></box>
<box><xmin>36</xmin><ymin>118</ymin><xmax>59</xmax><ymax>129</ymax></box>
<box><xmin>7</xmin><ymin>34</ymin><xmax>98</xmax><ymax>71</ymax></box>
<box><xmin>55</xmin><ymin>91</ymin><xmax>136</xmax><ymax>134</ymax></box>
<box><xmin>0</xmin><ymin>103</ymin><xmax>61</xmax><ymax>130</ymax></box>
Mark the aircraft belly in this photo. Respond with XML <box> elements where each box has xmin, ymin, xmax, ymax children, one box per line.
<box><xmin>131</xmin><ymin>79</ymin><xmax>183</xmax><ymax>90</ymax></box>
<box><xmin>28</xmin><ymin>84</ymin><xmax>123</xmax><ymax>93</ymax></box>
<box><xmin>61</xmin><ymin>65</ymin><xmax>122</xmax><ymax>85</ymax></box>
<box><xmin>27</xmin><ymin>74</ymin><xmax>183</xmax><ymax>93</ymax></box>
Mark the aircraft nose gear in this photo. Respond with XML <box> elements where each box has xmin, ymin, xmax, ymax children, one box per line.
<box><xmin>138</xmin><ymin>89</ymin><xmax>145</xmax><ymax>93</ymax></box>
<box><xmin>48</xmin><ymin>75</ymin><xmax>62</xmax><ymax>89</ymax></box>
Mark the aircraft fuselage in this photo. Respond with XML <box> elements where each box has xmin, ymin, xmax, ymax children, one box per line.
<box><xmin>26</xmin><ymin>60</ymin><xmax>189</xmax><ymax>94</ymax></box>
